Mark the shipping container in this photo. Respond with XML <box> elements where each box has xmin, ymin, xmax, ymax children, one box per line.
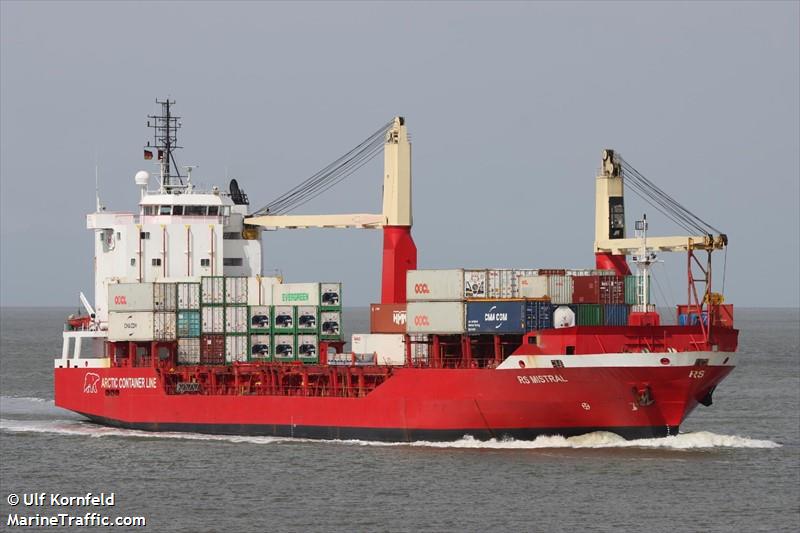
<box><xmin>177</xmin><ymin>283</ymin><xmax>200</xmax><ymax>310</ymax></box>
<box><xmin>351</xmin><ymin>333</ymin><xmax>406</xmax><ymax>365</ymax></box>
<box><xmin>466</xmin><ymin>301</ymin><xmax>526</xmax><ymax>334</ymax></box>
<box><xmin>625</xmin><ymin>275</ymin><xmax>651</xmax><ymax>305</ymax></box>
<box><xmin>575</xmin><ymin>304</ymin><xmax>603</xmax><ymax>326</ymax></box>
<box><xmin>108</xmin><ymin>311</ymin><xmax>154</xmax><ymax>341</ymax></box>
<box><xmin>201</xmin><ymin>276</ymin><xmax>225</xmax><ymax>305</ymax></box>
<box><xmin>513</xmin><ymin>269</ymin><xmax>538</xmax><ymax>296</ymax></box>
<box><xmin>320</xmin><ymin>310</ymin><xmax>342</xmax><ymax>339</ymax></box>
<box><xmin>201</xmin><ymin>306</ymin><xmax>225</xmax><ymax>334</ymax></box>
<box><xmin>225</xmin><ymin>306</ymin><xmax>248</xmax><ymax>333</ymax></box>
<box><xmin>177</xmin><ymin>310</ymin><xmax>201</xmax><ymax>338</ymax></box>
<box><xmin>463</xmin><ymin>270</ymin><xmax>488</xmax><ymax>298</ymax></box>
<box><xmin>248</xmin><ymin>305</ymin><xmax>271</xmax><ymax>333</ymax></box>
<box><xmin>370</xmin><ymin>303</ymin><xmax>407</xmax><ymax>334</ymax></box>
<box><xmin>572</xmin><ymin>275</ymin><xmax>600</xmax><ymax>304</ymax></box>
<box><xmin>296</xmin><ymin>305</ymin><xmax>319</xmax><ymax>332</ymax></box>
<box><xmin>409</xmin><ymin>333</ymin><xmax>430</xmax><ymax>364</ymax></box>
<box><xmin>407</xmin><ymin>269</ymin><xmax>464</xmax><ymax>302</ymax></box>
<box><xmin>153</xmin><ymin>282</ymin><xmax>177</xmax><ymax>311</ymax></box>
<box><xmin>273</xmin><ymin>334</ymin><xmax>295</xmax><ymax>361</ymax></box>
<box><xmin>177</xmin><ymin>338</ymin><xmax>200</xmax><ymax>365</ymax></box>
<box><xmin>297</xmin><ymin>334</ymin><xmax>319</xmax><ymax>363</ymax></box>
<box><xmin>525</xmin><ymin>301</ymin><xmax>554</xmax><ymax>330</ymax></box>
<box><xmin>553</xmin><ymin>305</ymin><xmax>576</xmax><ymax>328</ymax></box>
<box><xmin>273</xmin><ymin>305</ymin><xmax>295</xmax><ymax>333</ymax></box>
<box><xmin>225</xmin><ymin>335</ymin><xmax>248</xmax><ymax>363</ymax></box>
<box><xmin>599</xmin><ymin>276</ymin><xmax>625</xmax><ymax>304</ymax></box>
<box><xmin>604</xmin><ymin>304</ymin><xmax>630</xmax><ymax>326</ymax></box>
<box><xmin>519</xmin><ymin>276</ymin><xmax>549</xmax><ymax>298</ymax></box>
<box><xmin>248</xmin><ymin>334</ymin><xmax>272</xmax><ymax>361</ymax></box>
<box><xmin>154</xmin><ymin>311</ymin><xmax>177</xmax><ymax>340</ymax></box>
<box><xmin>548</xmin><ymin>275</ymin><xmax>573</xmax><ymax>304</ymax></box>
<box><xmin>225</xmin><ymin>277</ymin><xmax>248</xmax><ymax>305</ymax></box>
<box><xmin>710</xmin><ymin>304</ymin><xmax>734</xmax><ymax>328</ymax></box>
<box><xmin>406</xmin><ymin>301</ymin><xmax>465</xmax><ymax>334</ymax></box>
<box><xmin>487</xmin><ymin>269</ymin><xmax>515</xmax><ymax>299</ymax></box>
<box><xmin>108</xmin><ymin>283</ymin><xmax>155</xmax><ymax>312</ymax></box>
<box><xmin>320</xmin><ymin>282</ymin><xmax>342</xmax><ymax>308</ymax></box>
<box><xmin>200</xmin><ymin>334</ymin><xmax>225</xmax><ymax>365</ymax></box>
<box><xmin>274</xmin><ymin>283</ymin><xmax>320</xmax><ymax>306</ymax></box>
<box><xmin>246</xmin><ymin>276</ymin><xmax>281</xmax><ymax>306</ymax></box>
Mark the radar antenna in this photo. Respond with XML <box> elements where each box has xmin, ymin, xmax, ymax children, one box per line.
<box><xmin>145</xmin><ymin>98</ymin><xmax>183</xmax><ymax>192</ymax></box>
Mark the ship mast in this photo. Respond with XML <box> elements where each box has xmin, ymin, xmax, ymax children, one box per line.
<box><xmin>631</xmin><ymin>214</ymin><xmax>661</xmax><ymax>313</ymax></box>
<box><xmin>146</xmin><ymin>98</ymin><xmax>183</xmax><ymax>193</ymax></box>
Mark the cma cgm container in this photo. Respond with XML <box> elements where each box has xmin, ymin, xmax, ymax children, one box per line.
<box><xmin>296</xmin><ymin>306</ymin><xmax>319</xmax><ymax>332</ymax></box>
<box><xmin>273</xmin><ymin>305</ymin><xmax>295</xmax><ymax>333</ymax></box>
<box><xmin>320</xmin><ymin>283</ymin><xmax>342</xmax><ymax>309</ymax></box>
<box><xmin>407</xmin><ymin>301</ymin><xmax>465</xmax><ymax>334</ymax></box>
<box><xmin>320</xmin><ymin>310</ymin><xmax>342</xmax><ymax>339</ymax></box>
<box><xmin>548</xmin><ymin>275</ymin><xmax>573</xmax><ymax>304</ymax></box>
<box><xmin>225</xmin><ymin>277</ymin><xmax>248</xmax><ymax>305</ymax></box>
<box><xmin>177</xmin><ymin>338</ymin><xmax>200</xmax><ymax>365</ymax></box>
<box><xmin>177</xmin><ymin>311</ymin><xmax>201</xmax><ymax>338</ymax></box>
<box><xmin>225</xmin><ymin>306</ymin><xmax>248</xmax><ymax>333</ymax></box>
<box><xmin>248</xmin><ymin>305</ymin><xmax>271</xmax><ymax>333</ymax></box>
<box><xmin>201</xmin><ymin>276</ymin><xmax>225</xmax><ymax>305</ymax></box>
<box><xmin>525</xmin><ymin>301</ymin><xmax>553</xmax><ymax>330</ymax></box>
<box><xmin>464</xmin><ymin>270</ymin><xmax>488</xmax><ymax>298</ymax></box>
<box><xmin>407</xmin><ymin>270</ymin><xmax>463</xmax><ymax>301</ymax></box>
<box><xmin>352</xmin><ymin>333</ymin><xmax>407</xmax><ymax>365</ymax></box>
<box><xmin>297</xmin><ymin>334</ymin><xmax>319</xmax><ymax>363</ymax></box>
<box><xmin>248</xmin><ymin>334</ymin><xmax>272</xmax><ymax>361</ymax></box>
<box><xmin>370</xmin><ymin>304</ymin><xmax>407</xmax><ymax>333</ymax></box>
<box><xmin>177</xmin><ymin>283</ymin><xmax>200</xmax><ymax>310</ymax></box>
<box><xmin>200</xmin><ymin>334</ymin><xmax>225</xmax><ymax>365</ymax></box>
<box><xmin>201</xmin><ymin>306</ymin><xmax>225</xmax><ymax>334</ymax></box>
<box><xmin>274</xmin><ymin>283</ymin><xmax>320</xmax><ymax>306</ymax></box>
<box><xmin>519</xmin><ymin>276</ymin><xmax>549</xmax><ymax>299</ymax></box>
<box><xmin>273</xmin><ymin>334</ymin><xmax>295</xmax><ymax>361</ymax></box>
<box><xmin>225</xmin><ymin>335</ymin><xmax>247</xmax><ymax>363</ymax></box>
<box><xmin>466</xmin><ymin>301</ymin><xmax>526</xmax><ymax>334</ymax></box>
<box><xmin>108</xmin><ymin>312</ymin><xmax>154</xmax><ymax>341</ymax></box>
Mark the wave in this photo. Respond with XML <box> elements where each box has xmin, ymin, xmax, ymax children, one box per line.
<box><xmin>0</xmin><ymin>417</ymin><xmax>781</xmax><ymax>449</ymax></box>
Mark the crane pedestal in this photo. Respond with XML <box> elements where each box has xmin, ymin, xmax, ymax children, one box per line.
<box><xmin>381</xmin><ymin>226</ymin><xmax>417</xmax><ymax>304</ymax></box>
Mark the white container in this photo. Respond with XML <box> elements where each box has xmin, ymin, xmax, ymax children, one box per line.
<box><xmin>177</xmin><ymin>338</ymin><xmax>200</xmax><ymax>364</ymax></box>
<box><xmin>351</xmin><ymin>333</ymin><xmax>406</xmax><ymax>366</ymax></box>
<box><xmin>225</xmin><ymin>335</ymin><xmax>247</xmax><ymax>363</ymax></box>
<box><xmin>406</xmin><ymin>301</ymin><xmax>465</xmax><ymax>334</ymax></box>
<box><xmin>201</xmin><ymin>277</ymin><xmax>224</xmax><ymax>305</ymax></box>
<box><xmin>464</xmin><ymin>270</ymin><xmax>488</xmax><ymax>299</ymax></box>
<box><xmin>249</xmin><ymin>334</ymin><xmax>271</xmax><ymax>359</ymax></box>
<box><xmin>154</xmin><ymin>311</ymin><xmax>177</xmax><ymax>340</ymax></box>
<box><xmin>201</xmin><ymin>306</ymin><xmax>225</xmax><ymax>334</ymax></box>
<box><xmin>225</xmin><ymin>277</ymin><xmax>248</xmax><ymax>305</ymax></box>
<box><xmin>548</xmin><ymin>275</ymin><xmax>573</xmax><ymax>304</ymax></box>
<box><xmin>297</xmin><ymin>305</ymin><xmax>318</xmax><ymax>332</ymax></box>
<box><xmin>108</xmin><ymin>283</ymin><xmax>155</xmax><ymax>312</ymax></box>
<box><xmin>487</xmin><ymin>269</ymin><xmax>515</xmax><ymax>299</ymax></box>
<box><xmin>407</xmin><ymin>270</ymin><xmax>464</xmax><ymax>301</ymax></box>
<box><xmin>519</xmin><ymin>276</ymin><xmax>549</xmax><ymax>298</ymax></box>
<box><xmin>297</xmin><ymin>334</ymin><xmax>318</xmax><ymax>359</ymax></box>
<box><xmin>249</xmin><ymin>305</ymin><xmax>271</xmax><ymax>330</ymax></box>
<box><xmin>225</xmin><ymin>306</ymin><xmax>248</xmax><ymax>333</ymax></box>
<box><xmin>108</xmin><ymin>311</ymin><xmax>154</xmax><ymax>341</ymax></box>
<box><xmin>177</xmin><ymin>283</ymin><xmax>200</xmax><ymax>310</ymax></box>
<box><xmin>246</xmin><ymin>276</ymin><xmax>281</xmax><ymax>305</ymax></box>
<box><xmin>554</xmin><ymin>305</ymin><xmax>576</xmax><ymax>328</ymax></box>
<box><xmin>320</xmin><ymin>310</ymin><xmax>341</xmax><ymax>336</ymax></box>
<box><xmin>409</xmin><ymin>334</ymin><xmax>430</xmax><ymax>364</ymax></box>
<box><xmin>320</xmin><ymin>282</ymin><xmax>342</xmax><ymax>307</ymax></box>
<box><xmin>273</xmin><ymin>334</ymin><xmax>295</xmax><ymax>360</ymax></box>
<box><xmin>153</xmin><ymin>283</ymin><xmax>177</xmax><ymax>311</ymax></box>
<box><xmin>274</xmin><ymin>283</ymin><xmax>320</xmax><ymax>306</ymax></box>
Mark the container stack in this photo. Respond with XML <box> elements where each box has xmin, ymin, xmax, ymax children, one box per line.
<box><xmin>200</xmin><ymin>276</ymin><xmax>226</xmax><ymax>365</ymax></box>
<box><xmin>176</xmin><ymin>282</ymin><xmax>201</xmax><ymax>364</ymax></box>
<box><xmin>108</xmin><ymin>282</ymin><xmax>178</xmax><ymax>342</ymax></box>
<box><xmin>224</xmin><ymin>277</ymin><xmax>248</xmax><ymax>363</ymax></box>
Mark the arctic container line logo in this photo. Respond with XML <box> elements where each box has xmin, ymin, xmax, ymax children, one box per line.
<box><xmin>414</xmin><ymin>284</ymin><xmax>430</xmax><ymax>294</ymax></box>
<box><xmin>281</xmin><ymin>293</ymin><xmax>309</xmax><ymax>303</ymax></box>
<box><xmin>83</xmin><ymin>373</ymin><xmax>101</xmax><ymax>393</ymax></box>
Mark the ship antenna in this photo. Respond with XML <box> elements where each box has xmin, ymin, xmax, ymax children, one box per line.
<box><xmin>94</xmin><ymin>155</ymin><xmax>105</xmax><ymax>212</ymax></box>
<box><xmin>147</xmin><ymin>98</ymin><xmax>183</xmax><ymax>193</ymax></box>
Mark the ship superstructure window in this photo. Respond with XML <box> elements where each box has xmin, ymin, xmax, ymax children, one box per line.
<box><xmin>159</xmin><ymin>206</ymin><xmax>172</xmax><ymax>215</ymax></box>
<box><xmin>200</xmin><ymin>259</ymin><xmax>210</xmax><ymax>267</ymax></box>
<box><xmin>223</xmin><ymin>258</ymin><xmax>243</xmax><ymax>267</ymax></box>
<box><xmin>184</xmin><ymin>205</ymin><xmax>206</xmax><ymax>216</ymax></box>
<box><xmin>172</xmin><ymin>205</ymin><xmax>184</xmax><ymax>215</ymax></box>
<box><xmin>140</xmin><ymin>231</ymin><xmax>150</xmax><ymax>239</ymax></box>
<box><xmin>208</xmin><ymin>206</ymin><xmax>219</xmax><ymax>216</ymax></box>
<box><xmin>152</xmin><ymin>258</ymin><xmax>162</xmax><ymax>266</ymax></box>
<box><xmin>143</xmin><ymin>206</ymin><xmax>157</xmax><ymax>215</ymax></box>
<box><xmin>130</xmin><ymin>258</ymin><xmax>136</xmax><ymax>266</ymax></box>
<box><xmin>223</xmin><ymin>232</ymin><xmax>241</xmax><ymax>240</ymax></box>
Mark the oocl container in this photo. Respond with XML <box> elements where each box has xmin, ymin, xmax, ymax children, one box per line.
<box><xmin>572</xmin><ymin>275</ymin><xmax>600</xmax><ymax>304</ymax></box>
<box><xmin>320</xmin><ymin>310</ymin><xmax>342</xmax><ymax>339</ymax></box>
<box><xmin>274</xmin><ymin>283</ymin><xmax>320</xmax><ymax>306</ymax></box>
<box><xmin>406</xmin><ymin>301</ymin><xmax>465</xmax><ymax>334</ymax></box>
<box><xmin>464</xmin><ymin>270</ymin><xmax>488</xmax><ymax>298</ymax></box>
<box><xmin>201</xmin><ymin>306</ymin><xmax>225</xmax><ymax>334</ymax></box>
<box><xmin>177</xmin><ymin>283</ymin><xmax>200</xmax><ymax>310</ymax></box>
<box><xmin>200</xmin><ymin>334</ymin><xmax>225</xmax><ymax>365</ymax></box>
<box><xmin>351</xmin><ymin>333</ymin><xmax>406</xmax><ymax>365</ymax></box>
<box><xmin>297</xmin><ymin>334</ymin><xmax>319</xmax><ymax>363</ymax></box>
<box><xmin>320</xmin><ymin>282</ymin><xmax>342</xmax><ymax>308</ymax></box>
<box><xmin>201</xmin><ymin>277</ymin><xmax>225</xmax><ymax>305</ymax></box>
<box><xmin>177</xmin><ymin>338</ymin><xmax>200</xmax><ymax>365</ymax></box>
<box><xmin>548</xmin><ymin>275</ymin><xmax>573</xmax><ymax>304</ymax></box>
<box><xmin>154</xmin><ymin>311</ymin><xmax>177</xmax><ymax>340</ymax></box>
<box><xmin>249</xmin><ymin>334</ymin><xmax>272</xmax><ymax>361</ymax></box>
<box><xmin>225</xmin><ymin>335</ymin><xmax>248</xmax><ymax>363</ymax></box>
<box><xmin>296</xmin><ymin>306</ymin><xmax>319</xmax><ymax>332</ymax></box>
<box><xmin>108</xmin><ymin>283</ymin><xmax>155</xmax><ymax>312</ymax></box>
<box><xmin>225</xmin><ymin>306</ymin><xmax>248</xmax><ymax>333</ymax></box>
<box><xmin>466</xmin><ymin>301</ymin><xmax>526</xmax><ymax>334</ymax></box>
<box><xmin>108</xmin><ymin>312</ymin><xmax>154</xmax><ymax>341</ymax></box>
<box><xmin>273</xmin><ymin>305</ymin><xmax>295</xmax><ymax>333</ymax></box>
<box><xmin>154</xmin><ymin>283</ymin><xmax>177</xmax><ymax>311</ymax></box>
<box><xmin>370</xmin><ymin>304</ymin><xmax>407</xmax><ymax>334</ymax></box>
<box><xmin>519</xmin><ymin>276</ymin><xmax>549</xmax><ymax>298</ymax></box>
<box><xmin>407</xmin><ymin>270</ymin><xmax>464</xmax><ymax>302</ymax></box>
<box><xmin>225</xmin><ymin>277</ymin><xmax>248</xmax><ymax>305</ymax></box>
<box><xmin>273</xmin><ymin>334</ymin><xmax>295</xmax><ymax>361</ymax></box>
<box><xmin>177</xmin><ymin>310</ymin><xmax>201</xmax><ymax>338</ymax></box>
<box><xmin>248</xmin><ymin>305</ymin><xmax>271</xmax><ymax>333</ymax></box>
<box><xmin>525</xmin><ymin>301</ymin><xmax>554</xmax><ymax>331</ymax></box>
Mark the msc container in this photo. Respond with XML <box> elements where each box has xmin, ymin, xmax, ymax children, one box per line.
<box><xmin>201</xmin><ymin>276</ymin><xmax>225</xmax><ymax>305</ymax></box>
<box><xmin>177</xmin><ymin>283</ymin><xmax>200</xmax><ymax>310</ymax></box>
<box><xmin>296</xmin><ymin>305</ymin><xmax>319</xmax><ymax>332</ymax></box>
<box><xmin>572</xmin><ymin>275</ymin><xmax>600</xmax><ymax>304</ymax></box>
<box><xmin>225</xmin><ymin>277</ymin><xmax>248</xmax><ymax>305</ymax></box>
<box><xmin>225</xmin><ymin>334</ymin><xmax>248</xmax><ymax>363</ymax></box>
<box><xmin>548</xmin><ymin>275</ymin><xmax>573</xmax><ymax>304</ymax></box>
<box><xmin>625</xmin><ymin>275</ymin><xmax>650</xmax><ymax>305</ymax></box>
<box><xmin>466</xmin><ymin>301</ymin><xmax>526</xmax><ymax>334</ymax></box>
<box><xmin>177</xmin><ymin>338</ymin><xmax>200</xmax><ymax>365</ymax></box>
<box><xmin>351</xmin><ymin>333</ymin><xmax>406</xmax><ymax>366</ymax></box>
<box><xmin>599</xmin><ymin>276</ymin><xmax>625</xmax><ymax>304</ymax></box>
<box><xmin>519</xmin><ymin>276</ymin><xmax>549</xmax><ymax>298</ymax></box>
<box><xmin>553</xmin><ymin>305</ymin><xmax>576</xmax><ymax>328</ymax></box>
<box><xmin>273</xmin><ymin>305</ymin><xmax>295</xmax><ymax>333</ymax></box>
<box><xmin>487</xmin><ymin>269</ymin><xmax>515</xmax><ymax>299</ymax></box>
<box><xmin>274</xmin><ymin>283</ymin><xmax>320</xmax><ymax>306</ymax></box>
<box><xmin>370</xmin><ymin>303</ymin><xmax>407</xmax><ymax>334</ymax></box>
<box><xmin>406</xmin><ymin>269</ymin><xmax>464</xmax><ymax>302</ymax></box>
<box><xmin>604</xmin><ymin>304</ymin><xmax>630</xmax><ymax>326</ymax></box>
<box><xmin>297</xmin><ymin>334</ymin><xmax>319</xmax><ymax>363</ymax></box>
<box><xmin>201</xmin><ymin>306</ymin><xmax>225</xmax><ymax>334</ymax></box>
<box><xmin>248</xmin><ymin>305</ymin><xmax>271</xmax><ymax>333</ymax></box>
<box><xmin>273</xmin><ymin>334</ymin><xmax>295</xmax><ymax>361</ymax></box>
<box><xmin>320</xmin><ymin>310</ymin><xmax>342</xmax><ymax>339</ymax></box>
<box><xmin>153</xmin><ymin>282</ymin><xmax>177</xmax><ymax>311</ymax></box>
<box><xmin>154</xmin><ymin>311</ymin><xmax>177</xmax><ymax>340</ymax></box>
<box><xmin>248</xmin><ymin>334</ymin><xmax>272</xmax><ymax>361</ymax></box>
<box><xmin>464</xmin><ymin>270</ymin><xmax>488</xmax><ymax>298</ymax></box>
<box><xmin>225</xmin><ymin>306</ymin><xmax>248</xmax><ymax>333</ymax></box>
<box><xmin>320</xmin><ymin>282</ymin><xmax>342</xmax><ymax>308</ymax></box>
<box><xmin>575</xmin><ymin>304</ymin><xmax>603</xmax><ymax>326</ymax></box>
<box><xmin>525</xmin><ymin>301</ymin><xmax>554</xmax><ymax>330</ymax></box>
<box><xmin>200</xmin><ymin>334</ymin><xmax>225</xmax><ymax>365</ymax></box>
<box><xmin>108</xmin><ymin>311</ymin><xmax>154</xmax><ymax>341</ymax></box>
<box><xmin>108</xmin><ymin>283</ymin><xmax>155</xmax><ymax>312</ymax></box>
<box><xmin>406</xmin><ymin>301</ymin><xmax>465</xmax><ymax>334</ymax></box>
<box><xmin>177</xmin><ymin>310</ymin><xmax>201</xmax><ymax>338</ymax></box>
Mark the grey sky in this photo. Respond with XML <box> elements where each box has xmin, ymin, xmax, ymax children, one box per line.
<box><xmin>1</xmin><ymin>1</ymin><xmax>798</xmax><ymax>308</ymax></box>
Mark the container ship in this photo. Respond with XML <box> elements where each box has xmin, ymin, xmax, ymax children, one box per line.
<box><xmin>54</xmin><ymin>100</ymin><xmax>736</xmax><ymax>441</ymax></box>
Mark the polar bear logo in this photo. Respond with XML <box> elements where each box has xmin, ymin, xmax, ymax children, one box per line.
<box><xmin>83</xmin><ymin>372</ymin><xmax>101</xmax><ymax>394</ymax></box>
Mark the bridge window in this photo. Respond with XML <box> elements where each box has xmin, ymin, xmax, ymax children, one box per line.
<box><xmin>223</xmin><ymin>258</ymin><xmax>243</xmax><ymax>267</ymax></box>
<box><xmin>142</xmin><ymin>206</ymin><xmax>157</xmax><ymax>215</ymax></box>
<box><xmin>184</xmin><ymin>205</ymin><xmax>206</xmax><ymax>216</ymax></box>
<box><xmin>173</xmin><ymin>205</ymin><xmax>184</xmax><ymax>215</ymax></box>
<box><xmin>208</xmin><ymin>206</ymin><xmax>219</xmax><ymax>216</ymax></box>
<box><xmin>159</xmin><ymin>205</ymin><xmax>171</xmax><ymax>215</ymax></box>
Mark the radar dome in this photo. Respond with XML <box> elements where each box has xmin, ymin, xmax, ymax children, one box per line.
<box><xmin>134</xmin><ymin>170</ymin><xmax>150</xmax><ymax>186</ymax></box>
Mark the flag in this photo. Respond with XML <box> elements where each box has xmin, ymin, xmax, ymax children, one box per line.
<box><xmin>144</xmin><ymin>150</ymin><xmax>153</xmax><ymax>160</ymax></box>
<box><xmin>157</xmin><ymin>149</ymin><xmax>164</xmax><ymax>161</ymax></box>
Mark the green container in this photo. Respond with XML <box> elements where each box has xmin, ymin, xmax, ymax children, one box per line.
<box><xmin>177</xmin><ymin>310</ymin><xmax>201</xmax><ymax>338</ymax></box>
<box><xmin>272</xmin><ymin>305</ymin><xmax>296</xmax><ymax>334</ymax></box>
<box><xmin>625</xmin><ymin>275</ymin><xmax>650</xmax><ymax>305</ymax></box>
<box><xmin>319</xmin><ymin>282</ymin><xmax>342</xmax><ymax>310</ymax></box>
<box><xmin>319</xmin><ymin>309</ymin><xmax>343</xmax><ymax>341</ymax></box>
<box><xmin>248</xmin><ymin>333</ymin><xmax>272</xmax><ymax>362</ymax></box>
<box><xmin>576</xmin><ymin>304</ymin><xmax>603</xmax><ymax>326</ymax></box>
<box><xmin>297</xmin><ymin>334</ymin><xmax>319</xmax><ymax>363</ymax></box>
<box><xmin>273</xmin><ymin>334</ymin><xmax>296</xmax><ymax>361</ymax></box>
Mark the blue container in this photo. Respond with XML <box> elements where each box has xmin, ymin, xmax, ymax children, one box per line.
<box><xmin>679</xmin><ymin>312</ymin><xmax>708</xmax><ymax>326</ymax></box>
<box><xmin>466</xmin><ymin>301</ymin><xmax>526</xmax><ymax>334</ymax></box>
<box><xmin>525</xmin><ymin>301</ymin><xmax>553</xmax><ymax>330</ymax></box>
<box><xmin>177</xmin><ymin>310</ymin><xmax>201</xmax><ymax>338</ymax></box>
<box><xmin>604</xmin><ymin>304</ymin><xmax>630</xmax><ymax>326</ymax></box>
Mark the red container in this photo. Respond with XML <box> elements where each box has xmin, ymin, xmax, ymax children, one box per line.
<box><xmin>710</xmin><ymin>304</ymin><xmax>734</xmax><ymax>328</ymax></box>
<box><xmin>200</xmin><ymin>334</ymin><xmax>225</xmax><ymax>364</ymax></box>
<box><xmin>572</xmin><ymin>275</ymin><xmax>600</xmax><ymax>304</ymax></box>
<box><xmin>599</xmin><ymin>276</ymin><xmax>625</xmax><ymax>304</ymax></box>
<box><xmin>370</xmin><ymin>304</ymin><xmax>407</xmax><ymax>333</ymax></box>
